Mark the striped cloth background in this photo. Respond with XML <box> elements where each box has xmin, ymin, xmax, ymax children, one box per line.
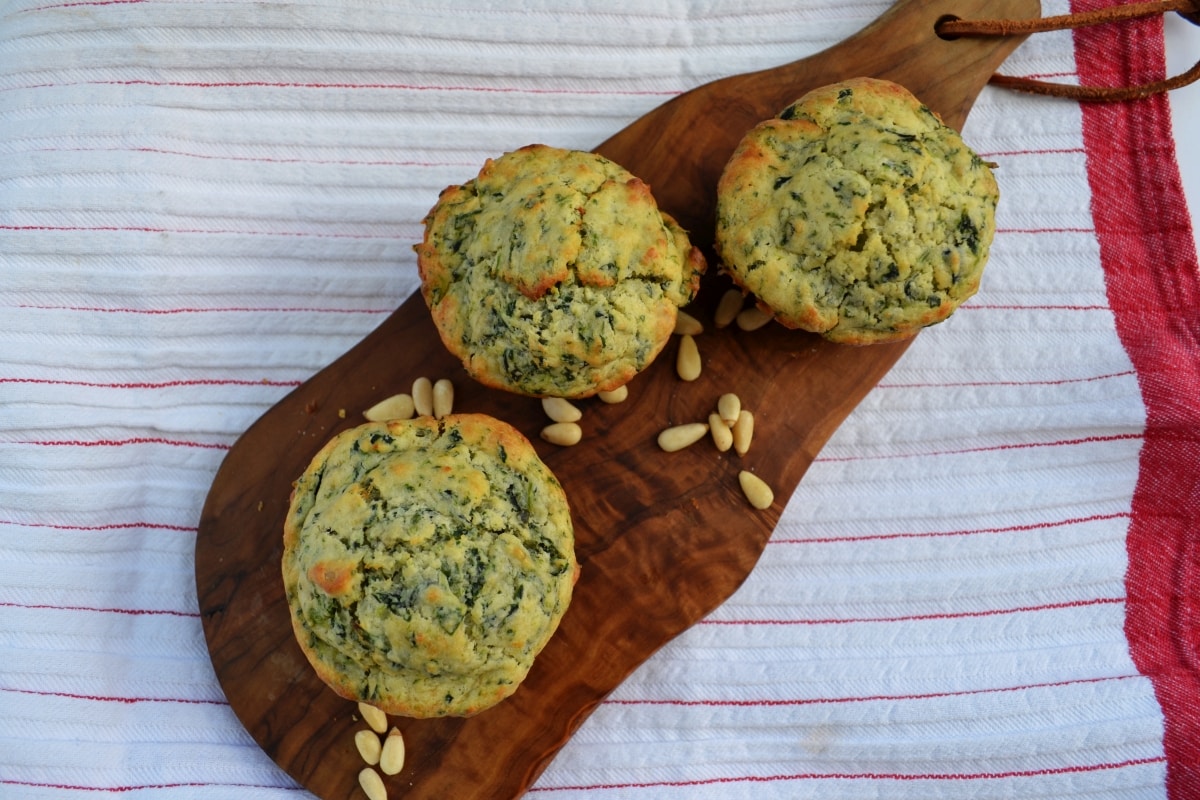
<box><xmin>2</xmin><ymin>0</ymin><xmax>1197</xmax><ymax>798</ymax></box>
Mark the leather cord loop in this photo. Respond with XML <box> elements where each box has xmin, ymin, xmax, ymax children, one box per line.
<box><xmin>935</xmin><ymin>0</ymin><xmax>1200</xmax><ymax>101</ymax></box>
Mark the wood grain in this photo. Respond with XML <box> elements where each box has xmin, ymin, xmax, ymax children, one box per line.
<box><xmin>196</xmin><ymin>1</ymin><xmax>1039</xmax><ymax>797</ymax></box>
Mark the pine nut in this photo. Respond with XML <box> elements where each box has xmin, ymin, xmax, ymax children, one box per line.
<box><xmin>732</xmin><ymin>409</ymin><xmax>754</xmax><ymax>456</ymax></box>
<box><xmin>709</xmin><ymin>413</ymin><xmax>733</xmax><ymax>452</ymax></box>
<box><xmin>379</xmin><ymin>727</ymin><xmax>406</xmax><ymax>776</ymax></box>
<box><xmin>363</xmin><ymin>393</ymin><xmax>415</xmax><ymax>422</ymax></box>
<box><xmin>358</xmin><ymin>702</ymin><xmax>388</xmax><ymax>734</ymax></box>
<box><xmin>354</xmin><ymin>729</ymin><xmax>382</xmax><ymax>766</ymax></box>
<box><xmin>597</xmin><ymin>385</ymin><xmax>628</xmax><ymax>404</ymax></box>
<box><xmin>412</xmin><ymin>377</ymin><xmax>434</xmax><ymax>417</ymax></box>
<box><xmin>673</xmin><ymin>309</ymin><xmax>704</xmax><ymax>336</ymax></box>
<box><xmin>358</xmin><ymin>767</ymin><xmax>388</xmax><ymax>800</ymax></box>
<box><xmin>432</xmin><ymin>379</ymin><xmax>454</xmax><ymax>419</ymax></box>
<box><xmin>542</xmin><ymin>397</ymin><xmax>582</xmax><ymax>423</ymax></box>
<box><xmin>717</xmin><ymin>393</ymin><xmax>741</xmax><ymax>426</ymax></box>
<box><xmin>714</xmin><ymin>289</ymin><xmax>744</xmax><ymax>328</ymax></box>
<box><xmin>657</xmin><ymin>422</ymin><xmax>709</xmax><ymax>452</ymax></box>
<box><xmin>736</xmin><ymin>306</ymin><xmax>773</xmax><ymax>331</ymax></box>
<box><xmin>676</xmin><ymin>334</ymin><xmax>701</xmax><ymax>382</ymax></box>
<box><xmin>541</xmin><ymin>422</ymin><xmax>582</xmax><ymax>447</ymax></box>
<box><xmin>738</xmin><ymin>470</ymin><xmax>774</xmax><ymax>510</ymax></box>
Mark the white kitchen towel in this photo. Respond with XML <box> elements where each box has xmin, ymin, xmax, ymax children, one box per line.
<box><xmin>2</xmin><ymin>0</ymin><xmax>1198</xmax><ymax>798</ymax></box>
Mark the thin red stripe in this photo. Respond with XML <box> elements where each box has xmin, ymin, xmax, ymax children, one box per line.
<box><xmin>31</xmin><ymin>145</ymin><xmax>477</xmax><ymax>168</ymax></box>
<box><xmin>0</xmin><ymin>223</ymin><xmax>1088</xmax><ymax>241</ymax></box>
<box><xmin>963</xmin><ymin>302</ymin><xmax>1110</xmax><ymax>311</ymax></box>
<box><xmin>11</xmin><ymin>301</ymin><xmax>1126</xmax><ymax>316</ymax></box>
<box><xmin>814</xmin><ymin>432</ymin><xmax>1142</xmax><ymax>463</ymax></box>
<box><xmin>23</xmin><ymin>2</ymin><xmax>869</xmax><ymax>35</ymax></box>
<box><xmin>0</xmin><ymin>376</ymin><xmax>302</xmax><ymax>389</ymax></box>
<box><xmin>1073</xmin><ymin>2</ymin><xmax>1200</xmax><ymax>796</ymax></box>
<box><xmin>701</xmin><ymin>597</ymin><xmax>1124</xmax><ymax>626</ymax></box>
<box><xmin>0</xmin><ymin>600</ymin><xmax>199</xmax><ymax>618</ymax></box>
<box><xmin>530</xmin><ymin>757</ymin><xmax>1165</xmax><ymax>793</ymax></box>
<box><xmin>996</xmin><ymin>226</ymin><xmax>1095</xmax><ymax>234</ymax></box>
<box><xmin>28</xmin><ymin>144</ymin><xmax>1083</xmax><ymax>167</ymax></box>
<box><xmin>14</xmin><ymin>303</ymin><xmax>390</xmax><ymax>315</ymax></box>
<box><xmin>771</xmin><ymin>511</ymin><xmax>1131</xmax><ymax>545</ymax></box>
<box><xmin>1009</xmin><ymin>70</ymin><xmax>1079</xmax><ymax>81</ymax></box>
<box><xmin>877</xmin><ymin>369</ymin><xmax>1136</xmax><ymax>389</ymax></box>
<box><xmin>23</xmin><ymin>0</ymin><xmax>148</xmax><ymax>10</ymax></box>
<box><xmin>0</xmin><ymin>685</ymin><xmax>227</xmax><ymax>706</ymax></box>
<box><xmin>1</xmin><ymin>674</ymin><xmax>1140</xmax><ymax>712</ymax></box>
<box><xmin>7</xmin><ymin>78</ymin><xmax>679</xmax><ymax>97</ymax></box>
<box><xmin>4</xmin><ymin>371</ymin><xmax>1123</xmax><ymax>393</ymax></box>
<box><xmin>980</xmin><ymin>146</ymin><xmax>1087</xmax><ymax>158</ymax></box>
<box><xmin>1</xmin><ymin>779</ymin><xmax>302</xmax><ymax>793</ymax></box>
<box><xmin>14</xmin><ymin>436</ymin><xmax>229</xmax><ymax>450</ymax></box>
<box><xmin>15</xmin><ymin>0</ymin><xmax>853</xmax><ymax>22</ymax></box>
<box><xmin>0</xmin><ymin>517</ymin><xmax>195</xmax><ymax>533</ymax></box>
<box><xmin>607</xmin><ymin>674</ymin><xmax>1140</xmax><ymax>708</ymax></box>
<box><xmin>0</xmin><ymin>223</ymin><xmax>403</xmax><ymax>240</ymax></box>
<box><xmin>1</xmin><ymin>597</ymin><xmax>1122</xmax><ymax>625</ymax></box>
<box><xmin>5</xmin><ymin>510</ymin><xmax>1123</xmax><ymax>541</ymax></box>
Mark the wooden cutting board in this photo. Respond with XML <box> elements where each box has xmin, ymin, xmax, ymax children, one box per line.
<box><xmin>196</xmin><ymin>1</ymin><xmax>1038</xmax><ymax>797</ymax></box>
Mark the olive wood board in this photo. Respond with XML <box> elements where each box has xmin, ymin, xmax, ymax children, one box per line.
<box><xmin>196</xmin><ymin>1</ymin><xmax>1037</xmax><ymax>797</ymax></box>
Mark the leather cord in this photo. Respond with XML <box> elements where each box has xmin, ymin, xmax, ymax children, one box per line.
<box><xmin>935</xmin><ymin>0</ymin><xmax>1200</xmax><ymax>101</ymax></box>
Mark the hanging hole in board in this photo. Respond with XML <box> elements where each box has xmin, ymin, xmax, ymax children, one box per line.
<box><xmin>935</xmin><ymin>14</ymin><xmax>962</xmax><ymax>41</ymax></box>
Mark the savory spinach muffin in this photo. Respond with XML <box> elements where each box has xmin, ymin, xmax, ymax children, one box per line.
<box><xmin>415</xmin><ymin>144</ymin><xmax>705</xmax><ymax>397</ymax></box>
<box><xmin>715</xmin><ymin>77</ymin><xmax>998</xmax><ymax>344</ymax></box>
<box><xmin>282</xmin><ymin>413</ymin><xmax>576</xmax><ymax>718</ymax></box>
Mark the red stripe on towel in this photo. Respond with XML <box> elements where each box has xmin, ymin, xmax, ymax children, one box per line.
<box><xmin>529</xmin><ymin>757</ymin><xmax>1166</xmax><ymax>793</ymax></box>
<box><xmin>1073</xmin><ymin>3</ymin><xmax>1200</xmax><ymax>797</ymax></box>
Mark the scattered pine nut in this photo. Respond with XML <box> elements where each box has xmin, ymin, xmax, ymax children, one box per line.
<box><xmin>717</xmin><ymin>393</ymin><xmax>741</xmax><ymax>426</ymax></box>
<box><xmin>736</xmin><ymin>306</ymin><xmax>773</xmax><ymax>331</ymax></box>
<box><xmin>412</xmin><ymin>377</ymin><xmax>434</xmax><ymax>417</ymax></box>
<box><xmin>676</xmin><ymin>334</ymin><xmax>701</xmax><ymax>382</ymax></box>
<box><xmin>338</xmin><ymin>408</ymin><xmax>347</xmax><ymax>419</ymax></box>
<box><xmin>597</xmin><ymin>385</ymin><xmax>628</xmax><ymax>404</ymax></box>
<box><xmin>432</xmin><ymin>378</ymin><xmax>454</xmax><ymax>419</ymax></box>
<box><xmin>657</xmin><ymin>422</ymin><xmax>709</xmax><ymax>452</ymax></box>
<box><xmin>673</xmin><ymin>309</ymin><xmax>704</xmax><ymax>336</ymax></box>
<box><xmin>714</xmin><ymin>289</ymin><xmax>744</xmax><ymax>329</ymax></box>
<box><xmin>542</xmin><ymin>397</ymin><xmax>582</xmax><ymax>423</ymax></box>
<box><xmin>541</xmin><ymin>422</ymin><xmax>582</xmax><ymax>447</ymax></box>
<box><xmin>709</xmin><ymin>413</ymin><xmax>733</xmax><ymax>452</ymax></box>
<box><xmin>738</xmin><ymin>470</ymin><xmax>774</xmax><ymax>510</ymax></box>
<box><xmin>379</xmin><ymin>727</ymin><xmax>406</xmax><ymax>776</ymax></box>
<box><xmin>355</xmin><ymin>729</ymin><xmax>382</xmax><ymax>766</ymax></box>
<box><xmin>363</xmin><ymin>393</ymin><xmax>415</xmax><ymax>422</ymax></box>
<box><xmin>358</xmin><ymin>702</ymin><xmax>388</xmax><ymax>734</ymax></box>
<box><xmin>732</xmin><ymin>409</ymin><xmax>754</xmax><ymax>456</ymax></box>
<box><xmin>358</xmin><ymin>767</ymin><xmax>388</xmax><ymax>800</ymax></box>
